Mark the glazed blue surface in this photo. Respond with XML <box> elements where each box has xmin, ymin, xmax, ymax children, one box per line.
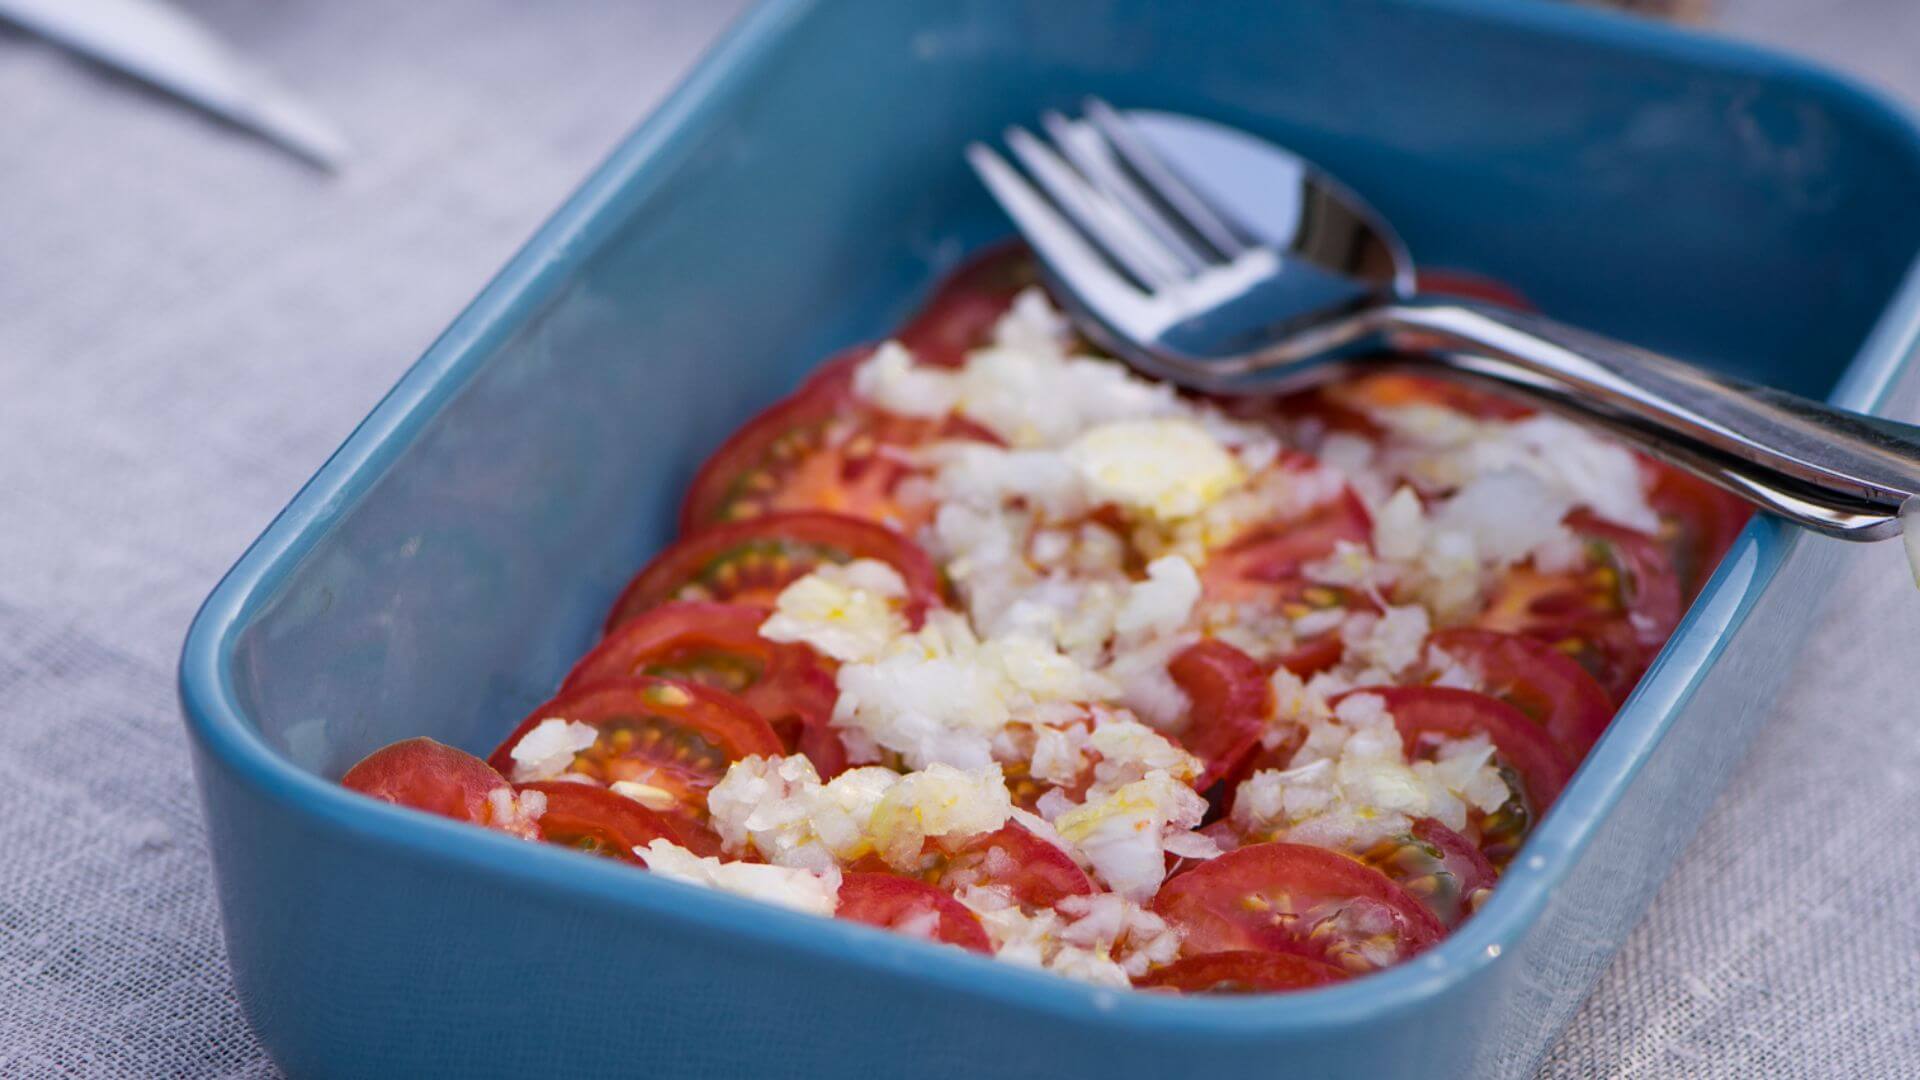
<box><xmin>178</xmin><ymin>1</ymin><xmax>1920</xmax><ymax>1076</ymax></box>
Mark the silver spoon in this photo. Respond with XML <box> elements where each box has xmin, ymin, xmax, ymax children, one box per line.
<box><xmin>967</xmin><ymin>100</ymin><xmax>1920</xmax><ymax>540</ymax></box>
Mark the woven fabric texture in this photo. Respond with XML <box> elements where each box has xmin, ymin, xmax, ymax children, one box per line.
<box><xmin>0</xmin><ymin>2</ymin><xmax>1914</xmax><ymax>1077</ymax></box>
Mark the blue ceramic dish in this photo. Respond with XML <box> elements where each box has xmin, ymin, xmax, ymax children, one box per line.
<box><xmin>179</xmin><ymin>1</ymin><xmax>1920</xmax><ymax>1076</ymax></box>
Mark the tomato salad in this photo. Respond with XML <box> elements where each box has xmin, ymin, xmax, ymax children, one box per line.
<box><xmin>340</xmin><ymin>245</ymin><xmax>1745</xmax><ymax>994</ymax></box>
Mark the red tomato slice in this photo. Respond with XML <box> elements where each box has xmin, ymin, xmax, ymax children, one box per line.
<box><xmin>1324</xmin><ymin>370</ymin><xmax>1534</xmax><ymax>424</ymax></box>
<box><xmin>605</xmin><ymin>511</ymin><xmax>943</xmax><ymax>633</ymax></box>
<box><xmin>1168</xmin><ymin>639</ymin><xmax>1272</xmax><ymax>790</ymax></box>
<box><xmin>488</xmin><ymin>677</ymin><xmax>783</xmax><ymax>827</ymax></box>
<box><xmin>1426</xmin><ymin>628</ymin><xmax>1613</xmax><ymax>760</ymax></box>
<box><xmin>895</xmin><ymin>241</ymin><xmax>1044</xmax><ymax>368</ymax></box>
<box><xmin>1151</xmin><ymin>841</ymin><xmax>1445</xmax><ymax>973</ymax></box>
<box><xmin>1645</xmin><ymin>461</ymin><xmax>1750</xmax><ymax>601</ymax></box>
<box><xmin>1415</xmin><ymin>268</ymin><xmax>1534</xmax><ymax>312</ymax></box>
<box><xmin>341</xmin><ymin>738</ymin><xmax>538</xmax><ymax>839</ymax></box>
<box><xmin>518</xmin><ymin>780</ymin><xmax>685</xmax><ymax>863</ymax></box>
<box><xmin>565</xmin><ymin>601</ymin><xmax>844</xmax><ymax>774</ymax></box>
<box><xmin>1344</xmin><ymin>685</ymin><xmax>1573</xmax><ymax>868</ymax></box>
<box><xmin>1262</xmin><ymin>578</ymin><xmax>1377</xmax><ymax>678</ymax></box>
<box><xmin>1350</xmin><ymin>686</ymin><xmax>1573</xmax><ymax>813</ymax></box>
<box><xmin>679</xmin><ymin>347</ymin><xmax>997</xmax><ymax>534</ymax></box>
<box><xmin>836</xmin><ymin>872</ymin><xmax>992</xmax><ymax>953</ymax></box>
<box><xmin>1133</xmin><ymin>950</ymin><xmax>1349</xmax><ymax>994</ymax></box>
<box><xmin>1201</xmin><ymin>469</ymin><xmax>1372</xmax><ymax>609</ymax></box>
<box><xmin>1476</xmin><ymin>511</ymin><xmax>1683</xmax><ymax>703</ymax></box>
<box><xmin>931</xmin><ymin>823</ymin><xmax>1093</xmax><ymax>909</ymax></box>
<box><xmin>1360</xmin><ymin>818</ymin><xmax>1498</xmax><ymax>928</ymax></box>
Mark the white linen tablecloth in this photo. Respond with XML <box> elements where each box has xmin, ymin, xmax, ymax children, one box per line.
<box><xmin>1</xmin><ymin>2</ymin><xmax>1915</xmax><ymax>1076</ymax></box>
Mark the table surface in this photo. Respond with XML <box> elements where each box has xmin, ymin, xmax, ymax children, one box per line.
<box><xmin>3</xmin><ymin>2</ymin><xmax>1916</xmax><ymax>1077</ymax></box>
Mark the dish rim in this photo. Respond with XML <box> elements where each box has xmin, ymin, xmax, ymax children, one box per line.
<box><xmin>178</xmin><ymin>0</ymin><xmax>1920</xmax><ymax>1037</ymax></box>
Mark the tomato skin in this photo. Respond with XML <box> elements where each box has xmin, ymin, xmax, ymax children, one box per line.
<box><xmin>341</xmin><ymin>738</ymin><xmax>539</xmax><ymax>839</ymax></box>
<box><xmin>518</xmin><ymin>780</ymin><xmax>685</xmax><ymax>863</ymax></box>
<box><xmin>1322</xmin><ymin>369</ymin><xmax>1534</xmax><ymax>425</ymax></box>
<box><xmin>1134</xmin><ymin>950</ymin><xmax>1349</xmax><ymax>994</ymax></box>
<box><xmin>1201</xmin><ymin>479</ymin><xmax>1373</xmax><ymax>608</ymax></box>
<box><xmin>565</xmin><ymin>601</ymin><xmax>843</xmax><ymax>773</ymax></box>
<box><xmin>1645</xmin><ymin>461</ymin><xmax>1750</xmax><ymax>601</ymax></box>
<box><xmin>1168</xmin><ymin>639</ymin><xmax>1273</xmax><ymax>790</ymax></box>
<box><xmin>1414</xmin><ymin>269</ymin><xmax>1534</xmax><ymax>313</ymax></box>
<box><xmin>1477</xmin><ymin>511</ymin><xmax>1683</xmax><ymax>703</ymax></box>
<box><xmin>679</xmin><ymin>347</ymin><xmax>996</xmax><ymax>534</ymax></box>
<box><xmin>895</xmin><ymin>241</ymin><xmax>1044</xmax><ymax>368</ymax></box>
<box><xmin>1426</xmin><ymin>628</ymin><xmax>1613</xmax><ymax>759</ymax></box>
<box><xmin>605</xmin><ymin>511</ymin><xmax>944</xmax><ymax>633</ymax></box>
<box><xmin>1346</xmin><ymin>686</ymin><xmax>1573</xmax><ymax>813</ymax></box>
<box><xmin>1361</xmin><ymin>818</ymin><xmax>1499</xmax><ymax>928</ymax></box>
<box><xmin>836</xmin><ymin>872</ymin><xmax>993</xmax><ymax>953</ymax></box>
<box><xmin>931</xmin><ymin>823</ymin><xmax>1093</xmax><ymax>909</ymax></box>
<box><xmin>488</xmin><ymin>677</ymin><xmax>784</xmax><ymax>825</ymax></box>
<box><xmin>1153</xmin><ymin>841</ymin><xmax>1445</xmax><ymax>973</ymax></box>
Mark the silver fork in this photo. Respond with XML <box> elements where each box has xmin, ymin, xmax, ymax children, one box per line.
<box><xmin>968</xmin><ymin>99</ymin><xmax>1920</xmax><ymax>540</ymax></box>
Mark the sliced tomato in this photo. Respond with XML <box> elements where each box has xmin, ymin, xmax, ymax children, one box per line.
<box><xmin>1133</xmin><ymin>950</ymin><xmax>1349</xmax><ymax>994</ymax></box>
<box><xmin>836</xmin><ymin>872</ymin><xmax>992</xmax><ymax>953</ymax></box>
<box><xmin>1351</xmin><ymin>686</ymin><xmax>1572</xmax><ymax>812</ymax></box>
<box><xmin>1267</xmin><ymin>578</ymin><xmax>1377</xmax><ymax>678</ymax></box>
<box><xmin>1168</xmin><ymin>639</ymin><xmax>1272</xmax><ymax>790</ymax></box>
<box><xmin>1323</xmin><ymin>370</ymin><xmax>1533</xmax><ymax>425</ymax></box>
<box><xmin>931</xmin><ymin>823</ymin><xmax>1093</xmax><ymax>909</ymax></box>
<box><xmin>565</xmin><ymin>601</ymin><xmax>843</xmax><ymax>773</ymax></box>
<box><xmin>895</xmin><ymin>241</ymin><xmax>1044</xmax><ymax>368</ymax></box>
<box><xmin>1151</xmin><ymin>841</ymin><xmax>1445</xmax><ymax>974</ymax></box>
<box><xmin>1415</xmin><ymin>269</ymin><xmax>1534</xmax><ymax>312</ymax></box>
<box><xmin>1360</xmin><ymin>818</ymin><xmax>1498</xmax><ymax>928</ymax></box>
<box><xmin>679</xmin><ymin>347</ymin><xmax>997</xmax><ymax>534</ymax></box>
<box><xmin>1476</xmin><ymin>511</ymin><xmax>1683</xmax><ymax>702</ymax></box>
<box><xmin>340</xmin><ymin>738</ymin><xmax>538</xmax><ymax>839</ymax></box>
<box><xmin>488</xmin><ymin>677</ymin><xmax>783</xmax><ymax>828</ymax></box>
<box><xmin>1645</xmin><ymin>462</ymin><xmax>1750</xmax><ymax>601</ymax></box>
<box><xmin>606</xmin><ymin>511</ymin><xmax>943</xmax><ymax>632</ymax></box>
<box><xmin>1201</xmin><ymin>469</ymin><xmax>1373</xmax><ymax>609</ymax></box>
<box><xmin>518</xmin><ymin>780</ymin><xmax>685</xmax><ymax>863</ymax></box>
<box><xmin>1345</xmin><ymin>685</ymin><xmax>1573</xmax><ymax>868</ymax></box>
<box><xmin>1426</xmin><ymin>628</ymin><xmax>1612</xmax><ymax>759</ymax></box>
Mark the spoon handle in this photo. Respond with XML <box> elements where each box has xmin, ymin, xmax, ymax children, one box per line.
<box><xmin>1384</xmin><ymin>298</ymin><xmax>1920</xmax><ymax>539</ymax></box>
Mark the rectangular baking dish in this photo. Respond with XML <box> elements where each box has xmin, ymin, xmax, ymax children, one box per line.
<box><xmin>178</xmin><ymin>1</ymin><xmax>1920</xmax><ymax>1076</ymax></box>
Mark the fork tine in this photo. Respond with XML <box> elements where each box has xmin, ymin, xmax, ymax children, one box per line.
<box><xmin>1083</xmin><ymin>97</ymin><xmax>1250</xmax><ymax>260</ymax></box>
<box><xmin>1003</xmin><ymin>125</ymin><xmax>1188</xmax><ymax>291</ymax></box>
<box><xmin>965</xmin><ymin>142</ymin><xmax>1152</xmax><ymax>325</ymax></box>
<box><xmin>1041</xmin><ymin>110</ymin><xmax>1213</xmax><ymax>273</ymax></box>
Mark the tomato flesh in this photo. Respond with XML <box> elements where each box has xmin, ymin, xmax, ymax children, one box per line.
<box><xmin>1645</xmin><ymin>461</ymin><xmax>1750</xmax><ymax>601</ymax></box>
<box><xmin>1344</xmin><ymin>686</ymin><xmax>1573</xmax><ymax>867</ymax></box>
<box><xmin>1168</xmin><ymin>639</ymin><xmax>1272</xmax><ymax>790</ymax></box>
<box><xmin>1426</xmin><ymin>628</ymin><xmax>1612</xmax><ymax>759</ymax></box>
<box><xmin>931</xmin><ymin>823</ymin><xmax>1093</xmax><ymax>909</ymax></box>
<box><xmin>836</xmin><ymin>872</ymin><xmax>992</xmax><ymax>953</ymax></box>
<box><xmin>895</xmin><ymin>242</ymin><xmax>1045</xmax><ymax>368</ymax></box>
<box><xmin>566</xmin><ymin>601</ymin><xmax>843</xmax><ymax>774</ymax></box>
<box><xmin>1351</xmin><ymin>686</ymin><xmax>1572</xmax><ymax>812</ymax></box>
<box><xmin>1476</xmin><ymin>512</ymin><xmax>1682</xmax><ymax>703</ymax></box>
<box><xmin>1360</xmin><ymin>818</ymin><xmax>1498</xmax><ymax>928</ymax></box>
<box><xmin>605</xmin><ymin>511</ymin><xmax>943</xmax><ymax>632</ymax></box>
<box><xmin>1134</xmin><ymin>950</ymin><xmax>1348</xmax><ymax>994</ymax></box>
<box><xmin>1151</xmin><ymin>841</ymin><xmax>1445</xmax><ymax>974</ymax></box>
<box><xmin>518</xmin><ymin>780</ymin><xmax>687</xmax><ymax>862</ymax></box>
<box><xmin>489</xmin><ymin>677</ymin><xmax>783</xmax><ymax>828</ymax></box>
<box><xmin>341</xmin><ymin>738</ymin><xmax>538</xmax><ymax>839</ymax></box>
<box><xmin>1201</xmin><ymin>477</ymin><xmax>1372</xmax><ymax>609</ymax></box>
<box><xmin>679</xmin><ymin>347</ymin><xmax>996</xmax><ymax>534</ymax></box>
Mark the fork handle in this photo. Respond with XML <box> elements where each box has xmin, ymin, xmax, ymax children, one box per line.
<box><xmin>1383</xmin><ymin>298</ymin><xmax>1920</xmax><ymax>539</ymax></box>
